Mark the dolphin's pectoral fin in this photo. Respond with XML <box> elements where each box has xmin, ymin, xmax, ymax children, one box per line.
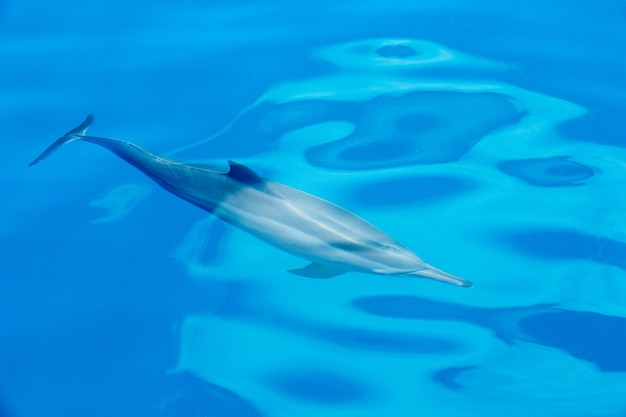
<box><xmin>288</xmin><ymin>263</ymin><xmax>346</xmax><ymax>279</ymax></box>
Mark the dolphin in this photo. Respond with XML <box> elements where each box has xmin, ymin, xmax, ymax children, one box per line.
<box><xmin>29</xmin><ymin>115</ymin><xmax>472</xmax><ymax>288</ymax></box>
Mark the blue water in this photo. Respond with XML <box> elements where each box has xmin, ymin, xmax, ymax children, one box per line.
<box><xmin>2</xmin><ymin>1</ymin><xmax>626</xmax><ymax>416</ymax></box>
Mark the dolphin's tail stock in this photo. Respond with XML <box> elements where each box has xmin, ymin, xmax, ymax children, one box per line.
<box><xmin>28</xmin><ymin>115</ymin><xmax>94</xmax><ymax>166</ymax></box>
<box><xmin>410</xmin><ymin>265</ymin><xmax>473</xmax><ymax>288</ymax></box>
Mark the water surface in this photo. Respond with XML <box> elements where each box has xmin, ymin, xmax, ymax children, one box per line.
<box><xmin>2</xmin><ymin>1</ymin><xmax>626</xmax><ymax>416</ymax></box>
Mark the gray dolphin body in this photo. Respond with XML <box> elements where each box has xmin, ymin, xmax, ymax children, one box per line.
<box><xmin>30</xmin><ymin>115</ymin><xmax>472</xmax><ymax>288</ymax></box>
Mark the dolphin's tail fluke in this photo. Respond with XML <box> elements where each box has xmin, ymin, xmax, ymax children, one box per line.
<box><xmin>28</xmin><ymin>115</ymin><xmax>94</xmax><ymax>166</ymax></box>
<box><xmin>410</xmin><ymin>265</ymin><xmax>473</xmax><ymax>288</ymax></box>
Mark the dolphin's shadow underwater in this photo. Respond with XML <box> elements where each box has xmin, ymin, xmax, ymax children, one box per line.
<box><xmin>30</xmin><ymin>115</ymin><xmax>472</xmax><ymax>288</ymax></box>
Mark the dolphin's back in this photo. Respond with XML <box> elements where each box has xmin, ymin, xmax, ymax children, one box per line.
<box><xmin>213</xmin><ymin>177</ymin><xmax>426</xmax><ymax>274</ymax></box>
<box><xmin>266</xmin><ymin>181</ymin><xmax>401</xmax><ymax>249</ymax></box>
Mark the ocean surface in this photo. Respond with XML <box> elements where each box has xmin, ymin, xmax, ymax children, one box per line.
<box><xmin>2</xmin><ymin>1</ymin><xmax>626</xmax><ymax>416</ymax></box>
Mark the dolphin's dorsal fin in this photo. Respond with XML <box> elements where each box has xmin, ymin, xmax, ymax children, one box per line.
<box><xmin>288</xmin><ymin>263</ymin><xmax>346</xmax><ymax>279</ymax></box>
<box><xmin>227</xmin><ymin>160</ymin><xmax>264</xmax><ymax>185</ymax></box>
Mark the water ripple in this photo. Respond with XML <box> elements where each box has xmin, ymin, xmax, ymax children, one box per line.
<box><xmin>350</xmin><ymin>175</ymin><xmax>472</xmax><ymax>206</ymax></box>
<box><xmin>264</xmin><ymin>369</ymin><xmax>373</xmax><ymax>404</ymax></box>
<box><xmin>353</xmin><ymin>295</ymin><xmax>626</xmax><ymax>372</ymax></box>
<box><xmin>498</xmin><ymin>228</ymin><xmax>626</xmax><ymax>270</ymax></box>
<box><xmin>166</xmin><ymin>37</ymin><xmax>626</xmax><ymax>416</ymax></box>
<box><xmin>498</xmin><ymin>157</ymin><xmax>595</xmax><ymax>187</ymax></box>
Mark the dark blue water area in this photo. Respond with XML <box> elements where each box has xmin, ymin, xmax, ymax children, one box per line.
<box><xmin>265</xmin><ymin>369</ymin><xmax>373</xmax><ymax>405</ymax></box>
<box><xmin>0</xmin><ymin>195</ymin><xmax>261</xmax><ymax>416</ymax></box>
<box><xmin>353</xmin><ymin>296</ymin><xmax>626</xmax><ymax>373</ymax></box>
<box><xmin>498</xmin><ymin>157</ymin><xmax>596</xmax><ymax>187</ymax></box>
<box><xmin>2</xmin><ymin>1</ymin><xmax>626</xmax><ymax>417</ymax></box>
<box><xmin>498</xmin><ymin>228</ymin><xmax>626</xmax><ymax>270</ymax></box>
